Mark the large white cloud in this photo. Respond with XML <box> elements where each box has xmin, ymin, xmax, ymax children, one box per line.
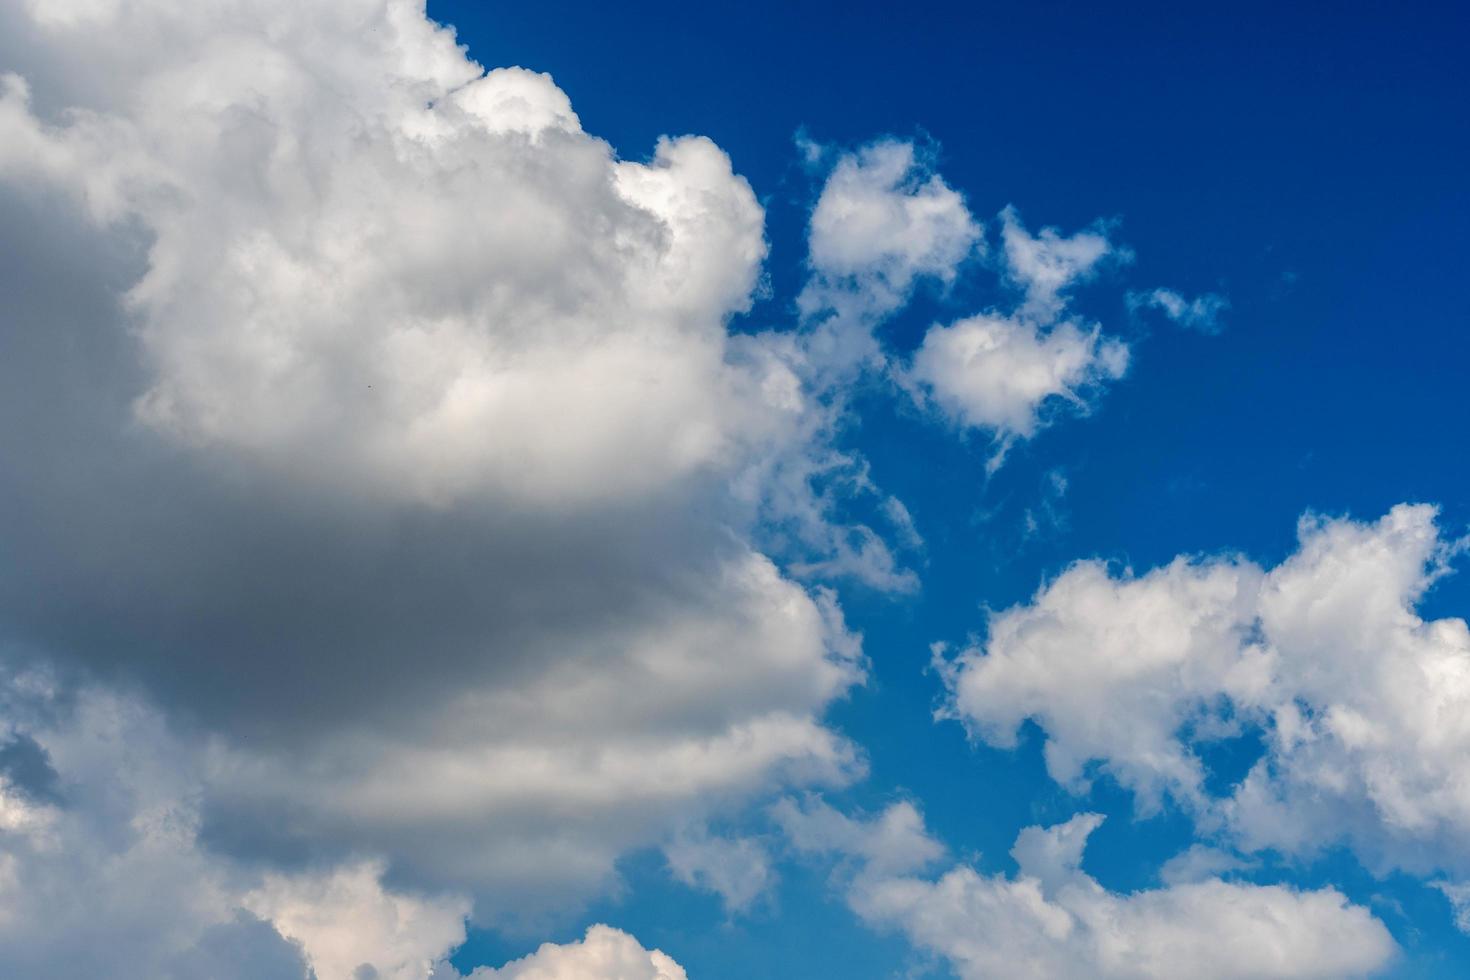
<box><xmin>777</xmin><ymin>799</ymin><xmax>1395</xmax><ymax>980</ymax></box>
<box><xmin>940</xmin><ymin>503</ymin><xmax>1470</xmax><ymax>878</ymax></box>
<box><xmin>0</xmin><ymin>0</ymin><xmax>873</xmax><ymax>939</ymax></box>
<box><xmin>0</xmin><ymin>1</ymin><xmax>788</xmax><ymax>509</ymax></box>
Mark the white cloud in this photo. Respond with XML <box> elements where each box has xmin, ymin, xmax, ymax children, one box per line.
<box><xmin>0</xmin><ymin>0</ymin><xmax>876</xmax><ymax>941</ymax></box>
<box><xmin>663</xmin><ymin>829</ymin><xmax>774</xmax><ymax>913</ymax></box>
<box><xmin>0</xmin><ymin>8</ymin><xmax>783</xmax><ymax>510</ymax></box>
<box><xmin>940</xmin><ymin>503</ymin><xmax>1470</xmax><ymax>880</ymax></box>
<box><xmin>801</xmin><ymin>138</ymin><xmax>981</xmax><ymax>328</ymax></box>
<box><xmin>0</xmin><ymin>0</ymin><xmax>1224</xmax><ymax>969</ymax></box>
<box><xmin>449</xmin><ymin>924</ymin><xmax>686</xmax><ymax>980</ymax></box>
<box><xmin>245</xmin><ymin>862</ymin><xmax>470</xmax><ymax>980</ymax></box>
<box><xmin>781</xmin><ymin>801</ymin><xmax>1394</xmax><ymax>980</ymax></box>
<box><xmin>0</xmin><ymin>669</ymin><xmax>425</xmax><ymax>980</ymax></box>
<box><xmin>772</xmin><ymin>796</ymin><xmax>945</xmax><ymax>876</ymax></box>
<box><xmin>0</xmin><ymin>665</ymin><xmax>696</xmax><ymax>980</ymax></box>
<box><xmin>793</xmin><ymin>143</ymin><xmax>1132</xmax><ymax>467</ymax></box>
<box><xmin>902</xmin><ymin>208</ymin><xmax>1131</xmax><ymax>452</ymax></box>
<box><xmin>1132</xmin><ymin>287</ymin><xmax>1229</xmax><ymax>334</ymax></box>
<box><xmin>908</xmin><ymin>312</ymin><xmax>1128</xmax><ymax>441</ymax></box>
<box><xmin>1434</xmin><ymin>880</ymin><xmax>1470</xmax><ymax>934</ymax></box>
<box><xmin>1000</xmin><ymin>206</ymin><xmax>1125</xmax><ymax>320</ymax></box>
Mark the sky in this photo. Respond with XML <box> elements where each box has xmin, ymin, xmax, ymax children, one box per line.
<box><xmin>0</xmin><ymin>0</ymin><xmax>1467</xmax><ymax>978</ymax></box>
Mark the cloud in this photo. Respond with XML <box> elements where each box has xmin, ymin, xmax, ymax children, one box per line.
<box><xmin>1131</xmin><ymin>287</ymin><xmax>1229</xmax><ymax>334</ymax></box>
<box><xmin>446</xmin><ymin>924</ymin><xmax>687</xmax><ymax>980</ymax></box>
<box><xmin>663</xmin><ymin>828</ymin><xmax>775</xmax><ymax>913</ymax></box>
<box><xmin>793</xmin><ymin>142</ymin><xmax>1133</xmax><ymax>464</ymax></box>
<box><xmin>939</xmin><ymin>503</ymin><xmax>1470</xmax><ymax>880</ymax></box>
<box><xmin>0</xmin><ymin>663</ymin><xmax>698</xmax><ymax>980</ymax></box>
<box><xmin>0</xmin><ymin>0</ymin><xmax>876</xmax><ymax>939</ymax></box>
<box><xmin>800</xmin><ymin>138</ymin><xmax>981</xmax><ymax>332</ymax></box>
<box><xmin>908</xmin><ymin>311</ymin><xmax>1128</xmax><ymax>441</ymax></box>
<box><xmin>903</xmin><ymin>209</ymin><xmax>1131</xmax><ymax>453</ymax></box>
<box><xmin>0</xmin><ymin>670</ymin><xmax>337</xmax><ymax>979</ymax></box>
<box><xmin>1434</xmin><ymin>880</ymin><xmax>1470</xmax><ymax>934</ymax></box>
<box><xmin>772</xmin><ymin>796</ymin><xmax>945</xmax><ymax>876</ymax></box>
<box><xmin>779</xmin><ymin>800</ymin><xmax>1394</xmax><ymax>980</ymax></box>
<box><xmin>1000</xmin><ymin>206</ymin><xmax>1127</xmax><ymax>320</ymax></box>
<box><xmin>245</xmin><ymin>861</ymin><xmax>471</xmax><ymax>980</ymax></box>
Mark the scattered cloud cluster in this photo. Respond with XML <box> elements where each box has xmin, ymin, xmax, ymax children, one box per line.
<box><xmin>777</xmin><ymin>798</ymin><xmax>1395</xmax><ymax>980</ymax></box>
<box><xmin>796</xmin><ymin>140</ymin><xmax>1136</xmax><ymax>462</ymax></box>
<box><xmin>940</xmin><ymin>503</ymin><xmax>1470</xmax><ymax>879</ymax></box>
<box><xmin>906</xmin><ymin>209</ymin><xmax>1130</xmax><ymax>453</ymax></box>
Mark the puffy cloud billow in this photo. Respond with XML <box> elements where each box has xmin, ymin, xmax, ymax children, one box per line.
<box><xmin>906</xmin><ymin>208</ymin><xmax>1131</xmax><ymax>451</ymax></box>
<box><xmin>0</xmin><ymin>0</ymin><xmax>873</xmax><ymax>971</ymax></box>
<box><xmin>940</xmin><ymin>503</ymin><xmax>1470</xmax><ymax>880</ymax></box>
<box><xmin>777</xmin><ymin>798</ymin><xmax>1395</xmax><ymax>980</ymax></box>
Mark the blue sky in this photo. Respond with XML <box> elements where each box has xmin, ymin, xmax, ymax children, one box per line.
<box><xmin>0</xmin><ymin>1</ymin><xmax>1467</xmax><ymax>978</ymax></box>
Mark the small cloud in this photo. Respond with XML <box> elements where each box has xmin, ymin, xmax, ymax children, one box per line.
<box><xmin>665</xmin><ymin>829</ymin><xmax>776</xmax><ymax>914</ymax></box>
<box><xmin>1130</xmin><ymin>287</ymin><xmax>1229</xmax><ymax>334</ymax></box>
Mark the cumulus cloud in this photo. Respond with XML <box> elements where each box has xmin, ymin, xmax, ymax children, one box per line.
<box><xmin>1131</xmin><ymin>288</ymin><xmax>1229</xmax><ymax>334</ymax></box>
<box><xmin>794</xmin><ymin>141</ymin><xmax>1132</xmax><ymax>463</ymax></box>
<box><xmin>908</xmin><ymin>311</ymin><xmax>1128</xmax><ymax>441</ymax></box>
<box><xmin>779</xmin><ymin>799</ymin><xmax>1394</xmax><ymax>980</ymax></box>
<box><xmin>896</xmin><ymin>207</ymin><xmax>1131</xmax><ymax>455</ymax></box>
<box><xmin>0</xmin><ymin>0</ymin><xmax>877</xmax><ymax>943</ymax></box>
<box><xmin>800</xmin><ymin>139</ymin><xmax>981</xmax><ymax>333</ymax></box>
<box><xmin>447</xmin><ymin>924</ymin><xmax>687</xmax><ymax>980</ymax></box>
<box><xmin>0</xmin><ymin>25</ymin><xmax>779</xmax><ymax>509</ymax></box>
<box><xmin>0</xmin><ymin>668</ymin><xmax>435</xmax><ymax>980</ymax></box>
<box><xmin>939</xmin><ymin>503</ymin><xmax>1470</xmax><ymax>880</ymax></box>
<box><xmin>0</xmin><ymin>665</ymin><xmax>694</xmax><ymax>980</ymax></box>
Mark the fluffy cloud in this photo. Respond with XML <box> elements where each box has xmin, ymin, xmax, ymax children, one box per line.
<box><xmin>0</xmin><ymin>668</ymin><xmax>428</xmax><ymax>980</ymax></box>
<box><xmin>0</xmin><ymin>0</ymin><xmax>873</xmax><ymax>943</ymax></box>
<box><xmin>908</xmin><ymin>311</ymin><xmax>1128</xmax><ymax>440</ymax></box>
<box><xmin>0</xmin><ymin>13</ymin><xmax>781</xmax><ymax>509</ymax></box>
<box><xmin>940</xmin><ymin>503</ymin><xmax>1470</xmax><ymax>878</ymax></box>
<box><xmin>801</xmin><ymin>138</ymin><xmax>981</xmax><ymax>333</ymax></box>
<box><xmin>449</xmin><ymin>924</ymin><xmax>686</xmax><ymax>980</ymax></box>
<box><xmin>902</xmin><ymin>207</ymin><xmax>1130</xmax><ymax>450</ymax></box>
<box><xmin>0</xmin><ymin>665</ymin><xmax>695</xmax><ymax>980</ymax></box>
<box><xmin>778</xmin><ymin>800</ymin><xmax>1394</xmax><ymax>980</ymax></box>
<box><xmin>795</xmin><ymin>141</ymin><xmax>1131</xmax><ymax>457</ymax></box>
